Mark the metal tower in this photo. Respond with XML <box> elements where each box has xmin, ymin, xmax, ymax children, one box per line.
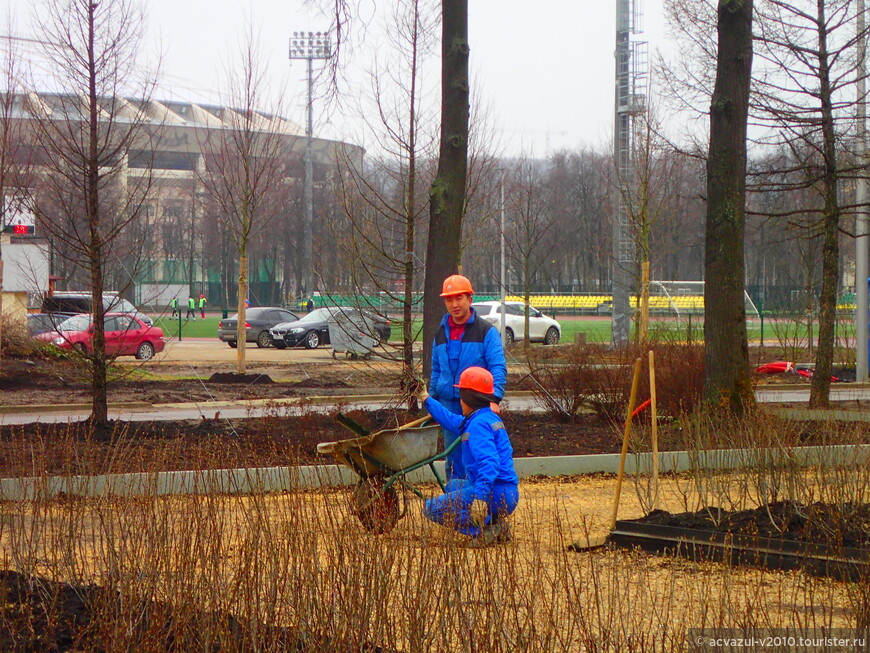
<box><xmin>613</xmin><ymin>0</ymin><xmax>648</xmax><ymax>346</ymax></box>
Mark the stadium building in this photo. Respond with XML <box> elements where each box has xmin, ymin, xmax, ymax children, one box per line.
<box><xmin>1</xmin><ymin>92</ymin><xmax>363</xmax><ymax>312</ymax></box>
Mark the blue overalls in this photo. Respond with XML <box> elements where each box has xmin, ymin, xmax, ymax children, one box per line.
<box><xmin>429</xmin><ymin>310</ymin><xmax>506</xmax><ymax>480</ymax></box>
<box><xmin>422</xmin><ymin>398</ymin><xmax>519</xmax><ymax>538</ymax></box>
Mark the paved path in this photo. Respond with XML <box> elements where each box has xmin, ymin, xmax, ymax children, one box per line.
<box><xmin>3</xmin><ymin>386</ymin><xmax>869</xmax><ymax>426</ymax></box>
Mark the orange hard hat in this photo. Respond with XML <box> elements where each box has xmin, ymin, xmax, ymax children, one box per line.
<box><xmin>440</xmin><ymin>274</ymin><xmax>474</xmax><ymax>297</ymax></box>
<box><xmin>454</xmin><ymin>366</ymin><xmax>495</xmax><ymax>395</ymax></box>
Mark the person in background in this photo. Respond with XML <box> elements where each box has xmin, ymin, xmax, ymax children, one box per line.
<box><xmin>429</xmin><ymin>274</ymin><xmax>507</xmax><ymax>481</ymax></box>
<box><xmin>307</xmin><ymin>297</ymin><xmax>314</xmax><ymax>312</ymax></box>
<box><xmin>170</xmin><ymin>297</ymin><xmax>178</xmax><ymax>318</ymax></box>
<box><xmin>186</xmin><ymin>296</ymin><xmax>197</xmax><ymax>320</ymax></box>
<box><xmin>416</xmin><ymin>367</ymin><xmax>519</xmax><ymax>545</ymax></box>
<box><xmin>199</xmin><ymin>293</ymin><xmax>208</xmax><ymax>319</ymax></box>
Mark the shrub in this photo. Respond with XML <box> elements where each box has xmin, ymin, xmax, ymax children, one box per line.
<box><xmin>0</xmin><ymin>312</ymin><xmax>36</xmax><ymax>356</ymax></box>
<box><xmin>527</xmin><ymin>340</ymin><xmax>705</xmax><ymax>423</ymax></box>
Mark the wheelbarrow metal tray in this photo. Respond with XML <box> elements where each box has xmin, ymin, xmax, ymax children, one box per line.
<box><xmin>317</xmin><ymin>424</ymin><xmax>441</xmax><ymax>476</ymax></box>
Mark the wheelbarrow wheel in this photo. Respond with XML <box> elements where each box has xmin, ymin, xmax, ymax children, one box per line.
<box><xmin>351</xmin><ymin>477</ymin><xmax>401</xmax><ymax>534</ymax></box>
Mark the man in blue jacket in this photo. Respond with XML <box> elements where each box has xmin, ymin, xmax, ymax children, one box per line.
<box><xmin>430</xmin><ymin>274</ymin><xmax>507</xmax><ymax>481</ymax></box>
<box><xmin>418</xmin><ymin>366</ymin><xmax>519</xmax><ymax>545</ymax></box>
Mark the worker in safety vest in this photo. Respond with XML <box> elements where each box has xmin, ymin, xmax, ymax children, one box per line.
<box><xmin>186</xmin><ymin>296</ymin><xmax>197</xmax><ymax>320</ymax></box>
<box><xmin>429</xmin><ymin>274</ymin><xmax>506</xmax><ymax>481</ymax></box>
<box><xmin>198</xmin><ymin>294</ymin><xmax>208</xmax><ymax>319</ymax></box>
<box><xmin>417</xmin><ymin>367</ymin><xmax>518</xmax><ymax>545</ymax></box>
<box><xmin>170</xmin><ymin>297</ymin><xmax>179</xmax><ymax>317</ymax></box>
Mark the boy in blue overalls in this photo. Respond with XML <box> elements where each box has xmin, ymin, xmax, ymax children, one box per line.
<box><xmin>417</xmin><ymin>366</ymin><xmax>519</xmax><ymax>545</ymax></box>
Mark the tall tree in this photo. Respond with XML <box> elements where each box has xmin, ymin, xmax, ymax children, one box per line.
<box><xmin>504</xmin><ymin>156</ymin><xmax>557</xmax><ymax>357</ymax></box>
<box><xmin>752</xmin><ymin>0</ymin><xmax>870</xmax><ymax>406</ymax></box>
<box><xmin>333</xmin><ymin>0</ymin><xmax>438</xmax><ymax>397</ymax></box>
<box><xmin>315</xmin><ymin>0</ymin><xmax>471</xmax><ymax>379</ymax></box>
<box><xmin>0</xmin><ymin>33</ymin><xmax>23</xmax><ymax>375</ymax></box>
<box><xmin>703</xmin><ymin>0</ymin><xmax>755</xmax><ymax>411</ymax></box>
<box><xmin>422</xmin><ymin>0</ymin><xmax>469</xmax><ymax>378</ymax></box>
<box><xmin>30</xmin><ymin>0</ymin><xmax>159</xmax><ymax>426</ymax></box>
<box><xmin>196</xmin><ymin>24</ymin><xmax>288</xmax><ymax>375</ymax></box>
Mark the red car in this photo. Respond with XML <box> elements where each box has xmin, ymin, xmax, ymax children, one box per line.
<box><xmin>37</xmin><ymin>312</ymin><xmax>166</xmax><ymax>360</ymax></box>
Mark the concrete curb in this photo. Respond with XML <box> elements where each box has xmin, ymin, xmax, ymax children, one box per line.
<box><xmin>2</xmin><ymin>443</ymin><xmax>866</xmax><ymax>501</ymax></box>
<box><xmin>0</xmin><ymin>401</ymin><xmax>153</xmax><ymax>414</ymax></box>
<box><xmin>0</xmin><ymin>391</ymin><xmax>541</xmax><ymax>415</ymax></box>
<box><xmin>0</xmin><ymin>395</ymin><xmax>396</xmax><ymax>415</ymax></box>
<box><xmin>152</xmin><ymin>394</ymin><xmax>396</xmax><ymax>410</ymax></box>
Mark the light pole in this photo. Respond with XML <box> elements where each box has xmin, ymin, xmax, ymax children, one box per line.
<box><xmin>499</xmin><ymin>169</ymin><xmax>507</xmax><ymax>349</ymax></box>
<box><xmin>289</xmin><ymin>31</ymin><xmax>331</xmax><ymax>299</ymax></box>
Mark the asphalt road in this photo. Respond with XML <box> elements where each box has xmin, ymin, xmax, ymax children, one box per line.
<box><xmin>3</xmin><ymin>386</ymin><xmax>870</xmax><ymax>426</ymax></box>
<box><xmin>144</xmin><ymin>337</ymin><xmax>370</xmax><ymax>364</ymax></box>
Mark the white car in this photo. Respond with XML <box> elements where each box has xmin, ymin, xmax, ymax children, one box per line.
<box><xmin>472</xmin><ymin>301</ymin><xmax>561</xmax><ymax>346</ymax></box>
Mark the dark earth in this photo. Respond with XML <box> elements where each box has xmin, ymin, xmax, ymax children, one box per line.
<box><xmin>0</xmin><ymin>570</ymin><xmax>393</xmax><ymax>653</ymax></box>
<box><xmin>637</xmin><ymin>500</ymin><xmax>870</xmax><ymax>549</ymax></box>
<box><xmin>0</xmin><ymin>355</ymin><xmax>629</xmax><ymax>476</ymax></box>
<box><xmin>2</xmin><ymin>354</ymin><xmax>870</xmax><ymax>648</ymax></box>
<box><xmin>1</xmin><ymin>355</ymin><xmax>868</xmax><ymax>476</ymax></box>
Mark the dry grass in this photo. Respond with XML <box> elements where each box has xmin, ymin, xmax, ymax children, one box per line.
<box><xmin>0</xmin><ymin>468</ymin><xmax>859</xmax><ymax>651</ymax></box>
<box><xmin>0</xmin><ymin>407</ymin><xmax>868</xmax><ymax>650</ymax></box>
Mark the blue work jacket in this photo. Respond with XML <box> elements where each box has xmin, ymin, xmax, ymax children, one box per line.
<box><xmin>424</xmin><ymin>399</ymin><xmax>518</xmax><ymax>500</ymax></box>
<box><xmin>429</xmin><ymin>309</ymin><xmax>507</xmax><ymax>406</ymax></box>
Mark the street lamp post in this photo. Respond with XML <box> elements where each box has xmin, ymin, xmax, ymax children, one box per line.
<box><xmin>499</xmin><ymin>169</ymin><xmax>507</xmax><ymax>349</ymax></box>
<box><xmin>289</xmin><ymin>31</ymin><xmax>331</xmax><ymax>299</ymax></box>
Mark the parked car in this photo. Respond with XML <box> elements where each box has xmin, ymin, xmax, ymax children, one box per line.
<box><xmin>27</xmin><ymin>312</ymin><xmax>76</xmax><ymax>336</ymax></box>
<box><xmin>217</xmin><ymin>307</ymin><xmax>300</xmax><ymax>348</ymax></box>
<box><xmin>35</xmin><ymin>312</ymin><xmax>166</xmax><ymax>360</ymax></box>
<box><xmin>269</xmin><ymin>306</ymin><xmax>391</xmax><ymax>349</ymax></box>
<box><xmin>41</xmin><ymin>291</ymin><xmax>153</xmax><ymax>326</ymax></box>
<box><xmin>471</xmin><ymin>300</ymin><xmax>561</xmax><ymax>346</ymax></box>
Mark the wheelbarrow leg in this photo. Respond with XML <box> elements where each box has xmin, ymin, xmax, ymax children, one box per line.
<box><xmin>429</xmin><ymin>462</ymin><xmax>447</xmax><ymax>493</ymax></box>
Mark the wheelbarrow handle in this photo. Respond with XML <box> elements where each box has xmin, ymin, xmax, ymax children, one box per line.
<box><xmin>396</xmin><ymin>416</ymin><xmax>431</xmax><ymax>431</ymax></box>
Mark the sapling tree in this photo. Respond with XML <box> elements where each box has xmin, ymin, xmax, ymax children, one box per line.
<box><xmin>332</xmin><ymin>0</ymin><xmax>438</xmax><ymax>399</ymax></box>
<box><xmin>196</xmin><ymin>24</ymin><xmax>288</xmax><ymax>375</ymax></box>
<box><xmin>28</xmin><ymin>0</ymin><xmax>160</xmax><ymax>426</ymax></box>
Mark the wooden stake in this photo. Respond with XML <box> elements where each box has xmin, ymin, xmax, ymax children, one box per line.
<box><xmin>649</xmin><ymin>350</ymin><xmax>659</xmax><ymax>510</ymax></box>
<box><xmin>610</xmin><ymin>357</ymin><xmax>643</xmax><ymax>531</ymax></box>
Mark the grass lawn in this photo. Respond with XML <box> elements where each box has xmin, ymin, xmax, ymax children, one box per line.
<box><xmin>153</xmin><ymin>313</ymin><xmax>222</xmax><ymax>339</ymax></box>
<box><xmin>151</xmin><ymin>312</ymin><xmax>858</xmax><ymax>346</ymax></box>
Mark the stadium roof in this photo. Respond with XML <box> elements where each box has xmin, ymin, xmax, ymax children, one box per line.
<box><xmin>12</xmin><ymin>92</ymin><xmax>304</xmax><ymax>136</ymax></box>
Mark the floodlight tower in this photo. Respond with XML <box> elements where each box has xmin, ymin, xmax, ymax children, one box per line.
<box><xmin>613</xmin><ymin>0</ymin><xmax>648</xmax><ymax>346</ymax></box>
<box><xmin>289</xmin><ymin>31</ymin><xmax>331</xmax><ymax>299</ymax></box>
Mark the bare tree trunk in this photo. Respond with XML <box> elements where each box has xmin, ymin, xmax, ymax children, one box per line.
<box><xmin>703</xmin><ymin>0</ymin><xmax>755</xmax><ymax>412</ymax></box>
<box><xmin>237</xmin><ymin>254</ymin><xmax>247</xmax><ymax>374</ymax></box>
<box><xmin>404</xmin><ymin>115</ymin><xmax>418</xmax><ymax>408</ymax></box>
<box><xmin>810</xmin><ymin>0</ymin><xmax>840</xmax><ymax>408</ymax></box>
<box><xmin>423</xmin><ymin>0</ymin><xmax>469</xmax><ymax>378</ymax></box>
<box><xmin>523</xmin><ymin>258</ymin><xmax>531</xmax><ymax>359</ymax></box>
<box><xmin>86</xmin><ymin>3</ymin><xmax>108</xmax><ymax>426</ymax></box>
<box><xmin>0</xmin><ymin>260</ymin><xmax>3</xmax><ymax>375</ymax></box>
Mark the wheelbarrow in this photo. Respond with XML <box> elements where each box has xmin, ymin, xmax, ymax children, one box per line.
<box><xmin>317</xmin><ymin>415</ymin><xmax>460</xmax><ymax>533</ymax></box>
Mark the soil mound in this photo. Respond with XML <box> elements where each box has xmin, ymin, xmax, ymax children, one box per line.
<box><xmin>207</xmin><ymin>372</ymin><xmax>273</xmax><ymax>384</ymax></box>
<box><xmin>637</xmin><ymin>500</ymin><xmax>870</xmax><ymax>548</ymax></box>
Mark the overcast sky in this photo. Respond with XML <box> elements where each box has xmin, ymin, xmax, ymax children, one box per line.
<box><xmin>6</xmin><ymin>0</ymin><xmax>672</xmax><ymax>157</ymax></box>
